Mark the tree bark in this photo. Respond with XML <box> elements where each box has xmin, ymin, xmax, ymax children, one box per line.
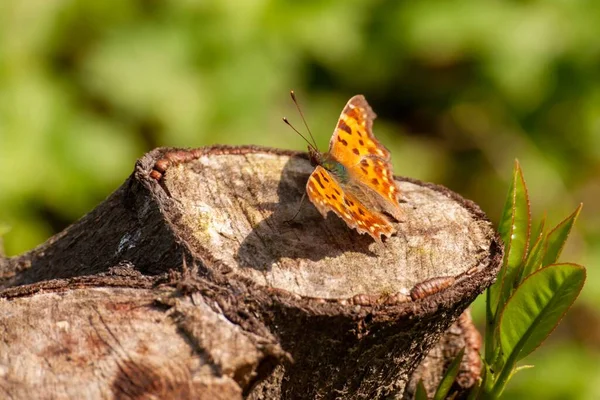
<box><xmin>0</xmin><ymin>146</ymin><xmax>502</xmax><ymax>399</ymax></box>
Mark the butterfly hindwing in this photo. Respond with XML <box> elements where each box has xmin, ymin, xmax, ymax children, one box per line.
<box><xmin>306</xmin><ymin>166</ymin><xmax>394</xmax><ymax>242</ymax></box>
<box><xmin>351</xmin><ymin>156</ymin><xmax>402</xmax><ymax>220</ymax></box>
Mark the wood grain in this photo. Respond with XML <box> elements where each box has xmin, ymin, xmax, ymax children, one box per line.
<box><xmin>0</xmin><ymin>146</ymin><xmax>503</xmax><ymax>399</ymax></box>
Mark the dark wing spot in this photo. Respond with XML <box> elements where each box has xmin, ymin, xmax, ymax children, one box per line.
<box><xmin>358</xmin><ymin>208</ymin><xmax>366</xmax><ymax>216</ymax></box>
<box><xmin>325</xmin><ymin>194</ymin><xmax>331</xmax><ymax>199</ymax></box>
<box><xmin>344</xmin><ymin>198</ymin><xmax>355</xmax><ymax>206</ymax></box>
<box><xmin>337</xmin><ymin>120</ymin><xmax>352</xmax><ymax>134</ymax></box>
<box><xmin>372</xmin><ymin>178</ymin><xmax>379</xmax><ymax>186</ymax></box>
<box><xmin>345</xmin><ymin>108</ymin><xmax>359</xmax><ymax>120</ymax></box>
<box><xmin>352</xmin><ymin>148</ymin><xmax>359</xmax><ymax>155</ymax></box>
<box><xmin>337</xmin><ymin>136</ymin><xmax>349</xmax><ymax>146</ymax></box>
<box><xmin>331</xmin><ymin>194</ymin><xmax>337</xmax><ymax>201</ymax></box>
<box><xmin>360</xmin><ymin>159</ymin><xmax>369</xmax><ymax>167</ymax></box>
<box><xmin>313</xmin><ymin>174</ymin><xmax>326</xmax><ymax>189</ymax></box>
<box><xmin>361</xmin><ymin>167</ymin><xmax>368</xmax><ymax>175</ymax></box>
<box><xmin>333</xmin><ymin>188</ymin><xmax>341</xmax><ymax>195</ymax></box>
<box><xmin>359</xmin><ymin>139</ymin><xmax>365</xmax><ymax>146</ymax></box>
<box><xmin>347</xmin><ymin>108</ymin><xmax>361</xmax><ymax>122</ymax></box>
<box><xmin>320</xmin><ymin>172</ymin><xmax>330</xmax><ymax>183</ymax></box>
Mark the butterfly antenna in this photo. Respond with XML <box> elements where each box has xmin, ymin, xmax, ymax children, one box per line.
<box><xmin>289</xmin><ymin>90</ymin><xmax>319</xmax><ymax>149</ymax></box>
<box><xmin>282</xmin><ymin>117</ymin><xmax>318</xmax><ymax>152</ymax></box>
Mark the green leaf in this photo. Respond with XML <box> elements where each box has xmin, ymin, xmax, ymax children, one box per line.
<box><xmin>519</xmin><ymin>216</ymin><xmax>547</xmax><ymax>282</ymax></box>
<box><xmin>542</xmin><ymin>204</ymin><xmax>582</xmax><ymax>266</ymax></box>
<box><xmin>415</xmin><ymin>379</ymin><xmax>429</xmax><ymax>400</ymax></box>
<box><xmin>486</xmin><ymin>161</ymin><xmax>530</xmax><ymax>363</ymax></box>
<box><xmin>499</xmin><ymin>263</ymin><xmax>585</xmax><ymax>364</ymax></box>
<box><xmin>433</xmin><ymin>348</ymin><xmax>465</xmax><ymax>400</ymax></box>
<box><xmin>488</xmin><ymin>160</ymin><xmax>531</xmax><ymax>320</ymax></box>
<box><xmin>529</xmin><ymin>212</ymin><xmax>547</xmax><ymax>242</ymax></box>
<box><xmin>488</xmin><ymin>264</ymin><xmax>586</xmax><ymax>398</ymax></box>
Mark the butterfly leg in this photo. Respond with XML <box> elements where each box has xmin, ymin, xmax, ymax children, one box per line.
<box><xmin>284</xmin><ymin>191</ymin><xmax>308</xmax><ymax>225</ymax></box>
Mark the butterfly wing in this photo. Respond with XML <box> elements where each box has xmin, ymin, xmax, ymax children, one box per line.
<box><xmin>328</xmin><ymin>95</ymin><xmax>401</xmax><ymax>218</ymax></box>
<box><xmin>329</xmin><ymin>95</ymin><xmax>390</xmax><ymax>163</ymax></box>
<box><xmin>306</xmin><ymin>166</ymin><xmax>395</xmax><ymax>242</ymax></box>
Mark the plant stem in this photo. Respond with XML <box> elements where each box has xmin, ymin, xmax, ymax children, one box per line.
<box><xmin>484</xmin><ymin>288</ymin><xmax>495</xmax><ymax>363</ymax></box>
<box><xmin>486</xmin><ymin>346</ymin><xmax>520</xmax><ymax>399</ymax></box>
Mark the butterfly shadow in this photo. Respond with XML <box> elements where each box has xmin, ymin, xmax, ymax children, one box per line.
<box><xmin>234</xmin><ymin>155</ymin><xmax>377</xmax><ymax>272</ymax></box>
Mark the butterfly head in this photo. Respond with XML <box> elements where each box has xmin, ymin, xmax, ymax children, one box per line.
<box><xmin>307</xmin><ymin>146</ymin><xmax>323</xmax><ymax>167</ymax></box>
<box><xmin>309</xmin><ymin>148</ymin><xmax>348</xmax><ymax>182</ymax></box>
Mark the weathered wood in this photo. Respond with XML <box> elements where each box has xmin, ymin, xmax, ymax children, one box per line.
<box><xmin>405</xmin><ymin>309</ymin><xmax>483</xmax><ymax>399</ymax></box>
<box><xmin>0</xmin><ymin>273</ymin><xmax>285</xmax><ymax>400</ymax></box>
<box><xmin>0</xmin><ymin>146</ymin><xmax>502</xmax><ymax>399</ymax></box>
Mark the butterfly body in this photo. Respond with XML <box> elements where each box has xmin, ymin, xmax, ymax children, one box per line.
<box><xmin>303</xmin><ymin>95</ymin><xmax>403</xmax><ymax>243</ymax></box>
<box><xmin>308</xmin><ymin>148</ymin><xmax>349</xmax><ymax>184</ymax></box>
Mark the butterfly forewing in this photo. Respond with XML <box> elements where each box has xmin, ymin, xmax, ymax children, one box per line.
<box><xmin>328</xmin><ymin>95</ymin><xmax>390</xmax><ymax>163</ymax></box>
<box><xmin>306</xmin><ymin>166</ymin><xmax>395</xmax><ymax>242</ymax></box>
<box><xmin>328</xmin><ymin>95</ymin><xmax>402</xmax><ymax>215</ymax></box>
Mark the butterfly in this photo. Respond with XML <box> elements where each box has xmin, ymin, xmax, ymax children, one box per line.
<box><xmin>285</xmin><ymin>93</ymin><xmax>403</xmax><ymax>242</ymax></box>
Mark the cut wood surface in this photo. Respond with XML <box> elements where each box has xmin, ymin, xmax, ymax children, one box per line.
<box><xmin>0</xmin><ymin>146</ymin><xmax>503</xmax><ymax>399</ymax></box>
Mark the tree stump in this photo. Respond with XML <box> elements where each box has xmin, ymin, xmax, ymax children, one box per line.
<box><xmin>0</xmin><ymin>146</ymin><xmax>502</xmax><ymax>399</ymax></box>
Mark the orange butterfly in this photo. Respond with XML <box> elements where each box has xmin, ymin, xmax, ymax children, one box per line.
<box><xmin>286</xmin><ymin>92</ymin><xmax>403</xmax><ymax>242</ymax></box>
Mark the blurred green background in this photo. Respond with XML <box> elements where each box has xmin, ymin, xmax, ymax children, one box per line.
<box><xmin>1</xmin><ymin>0</ymin><xmax>598</xmax><ymax>397</ymax></box>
